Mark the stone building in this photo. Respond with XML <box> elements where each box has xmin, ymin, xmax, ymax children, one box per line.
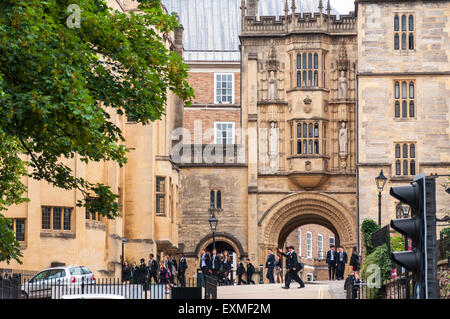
<box><xmin>0</xmin><ymin>0</ymin><xmax>184</xmax><ymax>277</ymax></box>
<box><xmin>356</xmin><ymin>0</ymin><xmax>450</xmax><ymax>237</ymax></box>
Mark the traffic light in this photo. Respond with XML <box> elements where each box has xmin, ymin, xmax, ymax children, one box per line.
<box><xmin>389</xmin><ymin>174</ymin><xmax>439</xmax><ymax>299</ymax></box>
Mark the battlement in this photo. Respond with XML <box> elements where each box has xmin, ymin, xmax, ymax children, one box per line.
<box><xmin>242</xmin><ymin>11</ymin><xmax>356</xmax><ymax>35</ymax></box>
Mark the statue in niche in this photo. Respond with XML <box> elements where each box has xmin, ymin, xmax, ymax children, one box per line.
<box><xmin>268</xmin><ymin>71</ymin><xmax>277</xmax><ymax>100</ymax></box>
<box><xmin>339</xmin><ymin>122</ymin><xmax>348</xmax><ymax>154</ymax></box>
<box><xmin>268</xmin><ymin>122</ymin><xmax>278</xmax><ymax>170</ymax></box>
<box><xmin>338</xmin><ymin>71</ymin><xmax>348</xmax><ymax>100</ymax></box>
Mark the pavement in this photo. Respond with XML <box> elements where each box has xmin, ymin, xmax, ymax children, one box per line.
<box><xmin>217</xmin><ymin>280</ymin><xmax>346</xmax><ymax>299</ymax></box>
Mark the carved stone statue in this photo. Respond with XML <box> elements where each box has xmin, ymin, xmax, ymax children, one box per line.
<box><xmin>268</xmin><ymin>122</ymin><xmax>278</xmax><ymax>170</ymax></box>
<box><xmin>338</xmin><ymin>71</ymin><xmax>348</xmax><ymax>100</ymax></box>
<box><xmin>339</xmin><ymin>122</ymin><xmax>348</xmax><ymax>154</ymax></box>
<box><xmin>268</xmin><ymin>71</ymin><xmax>277</xmax><ymax>100</ymax></box>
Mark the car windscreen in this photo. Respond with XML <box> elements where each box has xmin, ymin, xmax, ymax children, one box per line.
<box><xmin>80</xmin><ymin>266</ymin><xmax>92</xmax><ymax>274</ymax></box>
<box><xmin>47</xmin><ymin>269</ymin><xmax>66</xmax><ymax>280</ymax></box>
<box><xmin>29</xmin><ymin>270</ymin><xmax>50</xmax><ymax>282</ymax></box>
<box><xmin>69</xmin><ymin>267</ymin><xmax>84</xmax><ymax>276</ymax></box>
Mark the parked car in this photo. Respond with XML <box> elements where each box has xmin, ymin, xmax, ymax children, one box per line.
<box><xmin>21</xmin><ymin>265</ymin><xmax>96</xmax><ymax>299</ymax></box>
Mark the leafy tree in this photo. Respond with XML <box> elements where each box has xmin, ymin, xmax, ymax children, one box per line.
<box><xmin>0</xmin><ymin>0</ymin><xmax>193</xmax><ymax>263</ymax></box>
<box><xmin>361</xmin><ymin>219</ymin><xmax>381</xmax><ymax>255</ymax></box>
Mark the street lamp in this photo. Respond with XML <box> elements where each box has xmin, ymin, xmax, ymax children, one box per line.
<box><xmin>375</xmin><ymin>169</ymin><xmax>387</xmax><ymax>226</ymax></box>
<box><xmin>121</xmin><ymin>238</ymin><xmax>126</xmax><ymax>283</ymax></box>
<box><xmin>209</xmin><ymin>212</ymin><xmax>219</xmax><ymax>251</ymax></box>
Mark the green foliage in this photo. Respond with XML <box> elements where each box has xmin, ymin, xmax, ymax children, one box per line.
<box><xmin>0</xmin><ymin>0</ymin><xmax>193</xmax><ymax>263</ymax></box>
<box><xmin>390</xmin><ymin>235</ymin><xmax>405</xmax><ymax>252</ymax></box>
<box><xmin>441</xmin><ymin>227</ymin><xmax>450</xmax><ymax>238</ymax></box>
<box><xmin>361</xmin><ymin>219</ymin><xmax>381</xmax><ymax>255</ymax></box>
<box><xmin>361</xmin><ymin>244</ymin><xmax>393</xmax><ymax>299</ymax></box>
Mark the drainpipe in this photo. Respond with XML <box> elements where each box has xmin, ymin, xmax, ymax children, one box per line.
<box><xmin>356</xmin><ymin>67</ymin><xmax>360</xmax><ymax>253</ymax></box>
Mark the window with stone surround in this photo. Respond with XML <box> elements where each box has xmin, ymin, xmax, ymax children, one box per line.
<box><xmin>210</xmin><ymin>190</ymin><xmax>222</xmax><ymax>210</ymax></box>
<box><xmin>306</xmin><ymin>231</ymin><xmax>312</xmax><ymax>259</ymax></box>
<box><xmin>318</xmin><ymin>234</ymin><xmax>324</xmax><ymax>259</ymax></box>
<box><xmin>394</xmin><ymin>14</ymin><xmax>414</xmax><ymax>51</ymax></box>
<box><xmin>394</xmin><ymin>80</ymin><xmax>415</xmax><ymax>118</ymax></box>
<box><xmin>291</xmin><ymin>121</ymin><xmax>322</xmax><ymax>156</ymax></box>
<box><xmin>329</xmin><ymin>236</ymin><xmax>335</xmax><ymax>248</ymax></box>
<box><xmin>42</xmin><ymin>206</ymin><xmax>73</xmax><ymax>231</ymax></box>
<box><xmin>156</xmin><ymin>176</ymin><xmax>166</xmax><ymax>216</ymax></box>
<box><xmin>298</xmin><ymin>229</ymin><xmax>302</xmax><ymax>257</ymax></box>
<box><xmin>215</xmin><ymin>122</ymin><xmax>235</xmax><ymax>145</ymax></box>
<box><xmin>214</xmin><ymin>73</ymin><xmax>234</xmax><ymax>104</ymax></box>
<box><xmin>7</xmin><ymin>218</ymin><xmax>26</xmax><ymax>242</ymax></box>
<box><xmin>85</xmin><ymin>197</ymin><xmax>102</xmax><ymax>222</ymax></box>
<box><xmin>395</xmin><ymin>142</ymin><xmax>416</xmax><ymax>176</ymax></box>
<box><xmin>295</xmin><ymin>52</ymin><xmax>319</xmax><ymax>88</ymax></box>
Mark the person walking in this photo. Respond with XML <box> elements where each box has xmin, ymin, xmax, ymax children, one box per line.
<box><xmin>326</xmin><ymin>245</ymin><xmax>338</xmax><ymax>280</ymax></box>
<box><xmin>199</xmin><ymin>249</ymin><xmax>210</xmax><ymax>276</ymax></box>
<box><xmin>159</xmin><ymin>260</ymin><xmax>170</xmax><ymax>294</ymax></box>
<box><xmin>122</xmin><ymin>261</ymin><xmax>131</xmax><ymax>284</ymax></box>
<box><xmin>178</xmin><ymin>253</ymin><xmax>188</xmax><ymax>287</ymax></box>
<box><xmin>344</xmin><ymin>270</ymin><xmax>360</xmax><ymax>299</ymax></box>
<box><xmin>274</xmin><ymin>255</ymin><xmax>282</xmax><ymax>284</ymax></box>
<box><xmin>265</xmin><ymin>249</ymin><xmax>276</xmax><ymax>284</ymax></box>
<box><xmin>222</xmin><ymin>251</ymin><xmax>232</xmax><ymax>285</ymax></box>
<box><xmin>138</xmin><ymin>258</ymin><xmax>148</xmax><ymax>285</ymax></box>
<box><xmin>210</xmin><ymin>249</ymin><xmax>221</xmax><ymax>279</ymax></box>
<box><xmin>349</xmin><ymin>247</ymin><xmax>361</xmax><ymax>279</ymax></box>
<box><xmin>236</xmin><ymin>257</ymin><xmax>246</xmax><ymax>285</ymax></box>
<box><xmin>336</xmin><ymin>246</ymin><xmax>348</xmax><ymax>280</ymax></box>
<box><xmin>130</xmin><ymin>261</ymin><xmax>138</xmax><ymax>284</ymax></box>
<box><xmin>246</xmin><ymin>258</ymin><xmax>255</xmax><ymax>284</ymax></box>
<box><xmin>148</xmin><ymin>253</ymin><xmax>159</xmax><ymax>284</ymax></box>
<box><xmin>168</xmin><ymin>254</ymin><xmax>178</xmax><ymax>286</ymax></box>
<box><xmin>279</xmin><ymin>246</ymin><xmax>305</xmax><ymax>289</ymax></box>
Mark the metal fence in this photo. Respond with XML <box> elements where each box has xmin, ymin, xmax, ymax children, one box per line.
<box><xmin>0</xmin><ymin>274</ymin><xmax>210</xmax><ymax>299</ymax></box>
<box><xmin>355</xmin><ymin>274</ymin><xmax>412</xmax><ymax>299</ymax></box>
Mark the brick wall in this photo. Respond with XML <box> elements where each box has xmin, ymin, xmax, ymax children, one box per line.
<box><xmin>188</xmin><ymin>72</ymin><xmax>240</xmax><ymax>105</ymax></box>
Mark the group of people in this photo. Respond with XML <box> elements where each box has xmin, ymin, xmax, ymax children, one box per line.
<box><xmin>199</xmin><ymin>249</ymin><xmax>236</xmax><ymax>285</ymax></box>
<box><xmin>122</xmin><ymin>253</ymin><xmax>188</xmax><ymax>294</ymax></box>
<box><xmin>326</xmin><ymin>245</ymin><xmax>360</xmax><ymax>281</ymax></box>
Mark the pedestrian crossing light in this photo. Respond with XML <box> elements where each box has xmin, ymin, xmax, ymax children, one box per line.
<box><xmin>389</xmin><ymin>174</ymin><xmax>439</xmax><ymax>299</ymax></box>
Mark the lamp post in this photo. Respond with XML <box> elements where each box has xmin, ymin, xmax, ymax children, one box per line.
<box><xmin>209</xmin><ymin>212</ymin><xmax>219</xmax><ymax>251</ymax></box>
<box><xmin>121</xmin><ymin>237</ymin><xmax>126</xmax><ymax>283</ymax></box>
<box><xmin>375</xmin><ymin>169</ymin><xmax>387</xmax><ymax>226</ymax></box>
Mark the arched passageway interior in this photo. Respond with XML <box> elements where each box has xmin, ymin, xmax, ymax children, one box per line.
<box><xmin>205</xmin><ymin>241</ymin><xmax>236</xmax><ymax>254</ymax></box>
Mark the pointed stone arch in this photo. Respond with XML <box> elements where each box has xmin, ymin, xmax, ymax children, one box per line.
<box><xmin>259</xmin><ymin>192</ymin><xmax>356</xmax><ymax>252</ymax></box>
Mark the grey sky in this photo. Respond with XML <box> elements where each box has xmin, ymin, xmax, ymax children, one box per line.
<box><xmin>330</xmin><ymin>0</ymin><xmax>355</xmax><ymax>14</ymax></box>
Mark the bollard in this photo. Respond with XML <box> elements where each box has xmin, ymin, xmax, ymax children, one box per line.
<box><xmin>259</xmin><ymin>264</ymin><xmax>264</xmax><ymax>284</ymax></box>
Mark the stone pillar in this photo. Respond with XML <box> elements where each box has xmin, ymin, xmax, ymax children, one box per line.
<box><xmin>247</xmin><ymin>0</ymin><xmax>258</xmax><ymax>17</ymax></box>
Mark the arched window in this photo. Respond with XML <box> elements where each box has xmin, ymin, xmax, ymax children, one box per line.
<box><xmin>302</xmin><ymin>71</ymin><xmax>307</xmax><ymax>87</ymax></box>
<box><xmin>402</xmin><ymin>33</ymin><xmax>407</xmax><ymax>50</ymax></box>
<box><xmin>308</xmin><ymin>53</ymin><xmax>312</xmax><ymax>69</ymax></box>
<box><xmin>303</xmin><ymin>140</ymin><xmax>308</xmax><ymax>154</ymax></box>
<box><xmin>403</xmin><ymin>160</ymin><xmax>408</xmax><ymax>175</ymax></box>
<box><xmin>394</xmin><ymin>15</ymin><xmax>399</xmax><ymax>31</ymax></box>
<box><xmin>308</xmin><ymin>140</ymin><xmax>313</xmax><ymax>154</ymax></box>
<box><xmin>297</xmin><ymin>72</ymin><xmax>301</xmax><ymax>88</ymax></box>
<box><xmin>314</xmin><ymin>71</ymin><xmax>318</xmax><ymax>87</ymax></box>
<box><xmin>216</xmin><ymin>190</ymin><xmax>222</xmax><ymax>209</ymax></box>
<box><xmin>408</xmin><ymin>15</ymin><xmax>414</xmax><ymax>31</ymax></box>
<box><xmin>314</xmin><ymin>140</ymin><xmax>319</xmax><ymax>154</ymax></box>
<box><xmin>403</xmin><ymin>144</ymin><xmax>408</xmax><ymax>158</ymax></box>
<box><xmin>314</xmin><ymin>123</ymin><xmax>319</xmax><ymax>137</ymax></box>
<box><xmin>401</xmin><ymin>15</ymin><xmax>406</xmax><ymax>31</ymax></box>
<box><xmin>395</xmin><ymin>101</ymin><xmax>400</xmax><ymax>117</ymax></box>
<box><xmin>314</xmin><ymin>53</ymin><xmax>318</xmax><ymax>69</ymax></box>
<box><xmin>396</xmin><ymin>160</ymin><xmax>401</xmax><ymax>175</ymax></box>
<box><xmin>410</xmin><ymin>160</ymin><xmax>416</xmax><ymax>175</ymax></box>
<box><xmin>409</xmin><ymin>33</ymin><xmax>414</xmax><ymax>50</ymax></box>
<box><xmin>402</xmin><ymin>101</ymin><xmax>407</xmax><ymax>118</ymax></box>
<box><xmin>302</xmin><ymin>53</ymin><xmax>307</xmax><ymax>69</ymax></box>
<box><xmin>210</xmin><ymin>191</ymin><xmax>215</xmax><ymax>208</ymax></box>
<box><xmin>410</xmin><ymin>144</ymin><xmax>415</xmax><ymax>158</ymax></box>
<box><xmin>308</xmin><ymin>123</ymin><xmax>313</xmax><ymax>137</ymax></box>
<box><xmin>297</xmin><ymin>124</ymin><xmax>302</xmax><ymax>138</ymax></box>
<box><xmin>395</xmin><ymin>82</ymin><xmax>400</xmax><ymax>99</ymax></box>
<box><xmin>395</xmin><ymin>144</ymin><xmax>401</xmax><ymax>158</ymax></box>
<box><xmin>297</xmin><ymin>54</ymin><xmax>301</xmax><ymax>69</ymax></box>
<box><xmin>409</xmin><ymin>101</ymin><xmax>414</xmax><ymax>117</ymax></box>
<box><xmin>308</xmin><ymin>71</ymin><xmax>312</xmax><ymax>87</ymax></box>
<box><xmin>297</xmin><ymin>140</ymin><xmax>302</xmax><ymax>154</ymax></box>
<box><xmin>402</xmin><ymin>82</ymin><xmax>407</xmax><ymax>98</ymax></box>
<box><xmin>303</xmin><ymin>123</ymin><xmax>307</xmax><ymax>137</ymax></box>
<box><xmin>394</xmin><ymin>34</ymin><xmax>399</xmax><ymax>50</ymax></box>
<box><xmin>409</xmin><ymin>82</ymin><xmax>414</xmax><ymax>98</ymax></box>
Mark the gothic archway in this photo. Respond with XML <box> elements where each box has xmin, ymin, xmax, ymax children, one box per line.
<box><xmin>259</xmin><ymin>192</ymin><xmax>356</xmax><ymax>254</ymax></box>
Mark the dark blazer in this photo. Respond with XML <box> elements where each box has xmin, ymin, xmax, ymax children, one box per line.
<box><xmin>350</xmin><ymin>253</ymin><xmax>360</xmax><ymax>271</ymax></box>
<box><xmin>210</xmin><ymin>254</ymin><xmax>222</xmax><ymax>270</ymax></box>
<box><xmin>289</xmin><ymin>251</ymin><xmax>301</xmax><ymax>271</ymax></box>
<box><xmin>236</xmin><ymin>262</ymin><xmax>245</xmax><ymax>276</ymax></box>
<box><xmin>122</xmin><ymin>265</ymin><xmax>131</xmax><ymax>282</ymax></box>
<box><xmin>265</xmin><ymin>253</ymin><xmax>276</xmax><ymax>269</ymax></box>
<box><xmin>148</xmin><ymin>259</ymin><xmax>158</xmax><ymax>274</ymax></box>
<box><xmin>168</xmin><ymin>258</ymin><xmax>178</xmax><ymax>271</ymax></box>
<box><xmin>222</xmin><ymin>256</ymin><xmax>232</xmax><ymax>272</ymax></box>
<box><xmin>199</xmin><ymin>253</ymin><xmax>211</xmax><ymax>269</ymax></box>
<box><xmin>337</xmin><ymin>251</ymin><xmax>348</xmax><ymax>264</ymax></box>
<box><xmin>246</xmin><ymin>262</ymin><xmax>255</xmax><ymax>276</ymax></box>
<box><xmin>179</xmin><ymin>257</ymin><xmax>188</xmax><ymax>273</ymax></box>
<box><xmin>326</xmin><ymin>250</ymin><xmax>338</xmax><ymax>266</ymax></box>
